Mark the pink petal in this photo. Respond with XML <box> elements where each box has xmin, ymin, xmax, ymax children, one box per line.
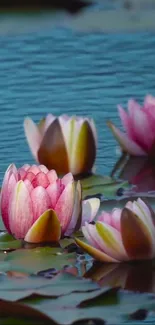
<box><xmin>31</xmin><ymin>186</ymin><xmax>51</xmax><ymax>222</ymax></box>
<box><xmin>24</xmin><ymin>172</ymin><xmax>35</xmax><ymax>182</ymax></box>
<box><xmin>81</xmin><ymin>198</ymin><xmax>100</xmax><ymax>225</ymax></box>
<box><xmin>118</xmin><ymin>105</ymin><xmax>133</xmax><ymax>138</ymax></box>
<box><xmin>128</xmin><ymin>99</ymin><xmax>141</xmax><ymax>116</ymax></box>
<box><xmin>129</xmin><ymin>106</ymin><xmax>154</xmax><ymax>150</ymax></box>
<box><xmin>82</xmin><ymin>224</ymin><xmax>101</xmax><ymax>249</ymax></box>
<box><xmin>98</xmin><ymin>212</ymin><xmax>112</xmax><ymax>225</ymax></box>
<box><xmin>65</xmin><ymin>181</ymin><xmax>82</xmax><ymax>236</ymax></box>
<box><xmin>96</xmin><ymin>222</ymin><xmax>128</xmax><ymax>261</ymax></box>
<box><xmin>61</xmin><ymin>173</ymin><xmax>74</xmax><ymax>186</ymax></box>
<box><xmin>26</xmin><ymin>165</ymin><xmax>41</xmax><ymax>175</ymax></box>
<box><xmin>24</xmin><ymin>118</ymin><xmax>42</xmax><ymax>160</ymax></box>
<box><xmin>9</xmin><ymin>181</ymin><xmax>33</xmax><ymax>239</ymax></box>
<box><xmin>111</xmin><ymin>208</ymin><xmax>122</xmax><ymax>231</ymax></box>
<box><xmin>18</xmin><ymin>168</ymin><xmax>27</xmax><ymax>180</ymax></box>
<box><xmin>32</xmin><ymin>172</ymin><xmax>50</xmax><ymax>189</ymax></box>
<box><xmin>1</xmin><ymin>165</ymin><xmax>18</xmax><ymax>233</ymax></box>
<box><xmin>22</xmin><ymin>164</ymin><xmax>30</xmax><ymax>171</ymax></box>
<box><xmin>54</xmin><ymin>182</ymin><xmax>75</xmax><ymax>234</ymax></box>
<box><xmin>47</xmin><ymin>170</ymin><xmax>58</xmax><ymax>184</ymax></box>
<box><xmin>46</xmin><ymin>181</ymin><xmax>62</xmax><ymax>208</ymax></box>
<box><xmin>107</xmin><ymin>121</ymin><xmax>146</xmax><ymax>156</ymax></box>
<box><xmin>23</xmin><ymin>179</ymin><xmax>34</xmax><ymax>193</ymax></box>
<box><xmin>38</xmin><ymin>165</ymin><xmax>49</xmax><ymax>174</ymax></box>
<box><xmin>144</xmin><ymin>94</ymin><xmax>155</xmax><ymax>108</ymax></box>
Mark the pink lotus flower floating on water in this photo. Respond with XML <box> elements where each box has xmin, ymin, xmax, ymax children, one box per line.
<box><xmin>24</xmin><ymin>114</ymin><xmax>97</xmax><ymax>176</ymax></box>
<box><xmin>108</xmin><ymin>95</ymin><xmax>155</xmax><ymax>157</ymax></box>
<box><xmin>75</xmin><ymin>198</ymin><xmax>155</xmax><ymax>262</ymax></box>
<box><xmin>0</xmin><ymin>164</ymin><xmax>100</xmax><ymax>243</ymax></box>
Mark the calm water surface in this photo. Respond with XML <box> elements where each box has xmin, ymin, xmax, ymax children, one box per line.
<box><xmin>0</xmin><ymin>6</ymin><xmax>155</xmax><ymax>184</ymax></box>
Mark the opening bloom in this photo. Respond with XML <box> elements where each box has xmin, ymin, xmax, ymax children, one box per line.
<box><xmin>24</xmin><ymin>114</ymin><xmax>97</xmax><ymax>176</ymax></box>
<box><xmin>75</xmin><ymin>198</ymin><xmax>155</xmax><ymax>262</ymax></box>
<box><xmin>0</xmin><ymin>164</ymin><xmax>100</xmax><ymax>243</ymax></box>
<box><xmin>108</xmin><ymin>95</ymin><xmax>155</xmax><ymax>157</ymax></box>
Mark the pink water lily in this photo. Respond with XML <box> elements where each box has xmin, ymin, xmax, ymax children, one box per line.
<box><xmin>108</xmin><ymin>95</ymin><xmax>155</xmax><ymax>156</ymax></box>
<box><xmin>24</xmin><ymin>114</ymin><xmax>97</xmax><ymax>176</ymax></box>
<box><xmin>75</xmin><ymin>198</ymin><xmax>155</xmax><ymax>262</ymax></box>
<box><xmin>0</xmin><ymin>164</ymin><xmax>100</xmax><ymax>243</ymax></box>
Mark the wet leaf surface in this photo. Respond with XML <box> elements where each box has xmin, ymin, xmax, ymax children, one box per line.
<box><xmin>0</xmin><ymin>247</ymin><xmax>76</xmax><ymax>274</ymax></box>
<box><xmin>80</xmin><ymin>174</ymin><xmax>129</xmax><ymax>200</ymax></box>
<box><xmin>0</xmin><ymin>232</ymin><xmax>22</xmax><ymax>251</ymax></box>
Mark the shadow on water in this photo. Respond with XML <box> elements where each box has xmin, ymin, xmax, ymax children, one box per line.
<box><xmin>84</xmin><ymin>260</ymin><xmax>155</xmax><ymax>293</ymax></box>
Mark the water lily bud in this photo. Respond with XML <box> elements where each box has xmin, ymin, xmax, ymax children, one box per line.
<box><xmin>24</xmin><ymin>114</ymin><xmax>97</xmax><ymax>176</ymax></box>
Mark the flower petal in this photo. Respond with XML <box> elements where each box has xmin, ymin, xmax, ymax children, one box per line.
<box><xmin>32</xmin><ymin>172</ymin><xmax>50</xmax><ymax>189</ymax></box>
<box><xmin>81</xmin><ymin>198</ymin><xmax>100</xmax><ymax>225</ymax></box>
<box><xmin>46</xmin><ymin>181</ymin><xmax>62</xmax><ymax>208</ymax></box>
<box><xmin>25</xmin><ymin>209</ymin><xmax>61</xmax><ymax>243</ymax></box>
<box><xmin>96</xmin><ymin>222</ymin><xmax>128</xmax><ymax>261</ymax></box>
<box><xmin>24</xmin><ymin>118</ymin><xmax>42</xmax><ymax>160</ymax></box>
<box><xmin>107</xmin><ymin>121</ymin><xmax>146</xmax><ymax>156</ymax></box>
<box><xmin>38</xmin><ymin>119</ymin><xmax>69</xmax><ymax>175</ymax></box>
<box><xmin>75</xmin><ymin>238</ymin><xmax>118</xmax><ymax>263</ymax></box>
<box><xmin>121</xmin><ymin>208</ymin><xmax>153</xmax><ymax>260</ymax></box>
<box><xmin>9</xmin><ymin>181</ymin><xmax>33</xmax><ymax>239</ymax></box>
<box><xmin>26</xmin><ymin>165</ymin><xmax>41</xmax><ymax>175</ymax></box>
<box><xmin>47</xmin><ymin>170</ymin><xmax>58</xmax><ymax>183</ymax></box>
<box><xmin>55</xmin><ymin>182</ymin><xmax>75</xmax><ymax>235</ymax></box>
<box><xmin>118</xmin><ymin>105</ymin><xmax>133</xmax><ymax>138</ymax></box>
<box><xmin>0</xmin><ymin>164</ymin><xmax>18</xmax><ymax>233</ymax></box>
<box><xmin>31</xmin><ymin>186</ymin><xmax>51</xmax><ymax>222</ymax></box>
<box><xmin>61</xmin><ymin>172</ymin><xmax>74</xmax><ymax>186</ymax></box>
<box><xmin>65</xmin><ymin>181</ymin><xmax>82</xmax><ymax>236</ymax></box>
<box><xmin>71</xmin><ymin>120</ymin><xmax>96</xmax><ymax>175</ymax></box>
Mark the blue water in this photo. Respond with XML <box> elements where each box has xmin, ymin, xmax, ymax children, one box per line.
<box><xmin>0</xmin><ymin>8</ymin><xmax>155</xmax><ymax>185</ymax></box>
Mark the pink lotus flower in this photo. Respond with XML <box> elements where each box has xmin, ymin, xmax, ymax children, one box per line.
<box><xmin>75</xmin><ymin>198</ymin><xmax>155</xmax><ymax>262</ymax></box>
<box><xmin>0</xmin><ymin>164</ymin><xmax>100</xmax><ymax>243</ymax></box>
<box><xmin>108</xmin><ymin>95</ymin><xmax>155</xmax><ymax>156</ymax></box>
<box><xmin>24</xmin><ymin>114</ymin><xmax>97</xmax><ymax>176</ymax></box>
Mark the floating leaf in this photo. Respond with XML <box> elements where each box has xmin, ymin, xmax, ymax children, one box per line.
<box><xmin>0</xmin><ymin>216</ymin><xmax>5</xmax><ymax>231</ymax></box>
<box><xmin>0</xmin><ymin>247</ymin><xmax>75</xmax><ymax>274</ymax></box>
<box><xmin>0</xmin><ymin>272</ymin><xmax>99</xmax><ymax>302</ymax></box>
<box><xmin>0</xmin><ymin>232</ymin><xmax>22</xmax><ymax>251</ymax></box>
<box><xmin>1</xmin><ymin>287</ymin><xmax>155</xmax><ymax>324</ymax></box>
<box><xmin>81</xmin><ymin>174</ymin><xmax>129</xmax><ymax>199</ymax></box>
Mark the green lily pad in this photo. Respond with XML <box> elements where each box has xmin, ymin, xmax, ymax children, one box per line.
<box><xmin>0</xmin><ymin>272</ymin><xmax>99</xmax><ymax>302</ymax></box>
<box><xmin>0</xmin><ymin>216</ymin><xmax>5</xmax><ymax>231</ymax></box>
<box><xmin>0</xmin><ymin>247</ymin><xmax>75</xmax><ymax>274</ymax></box>
<box><xmin>0</xmin><ymin>232</ymin><xmax>22</xmax><ymax>251</ymax></box>
<box><xmin>1</xmin><ymin>287</ymin><xmax>155</xmax><ymax>325</ymax></box>
<box><xmin>81</xmin><ymin>174</ymin><xmax>129</xmax><ymax>199</ymax></box>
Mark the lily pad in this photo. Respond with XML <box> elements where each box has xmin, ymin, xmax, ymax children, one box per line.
<box><xmin>0</xmin><ymin>272</ymin><xmax>99</xmax><ymax>302</ymax></box>
<box><xmin>0</xmin><ymin>247</ymin><xmax>76</xmax><ymax>274</ymax></box>
<box><xmin>81</xmin><ymin>174</ymin><xmax>129</xmax><ymax>199</ymax></box>
<box><xmin>1</xmin><ymin>287</ymin><xmax>155</xmax><ymax>324</ymax></box>
<box><xmin>0</xmin><ymin>232</ymin><xmax>22</xmax><ymax>251</ymax></box>
<box><xmin>0</xmin><ymin>216</ymin><xmax>5</xmax><ymax>231</ymax></box>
